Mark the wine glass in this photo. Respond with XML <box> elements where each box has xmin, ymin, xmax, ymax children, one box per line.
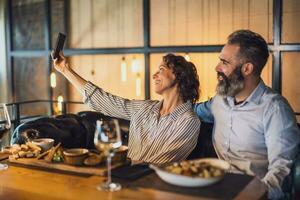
<box><xmin>94</xmin><ymin>119</ymin><xmax>122</xmax><ymax>191</ymax></box>
<box><xmin>0</xmin><ymin>103</ymin><xmax>11</xmax><ymax>170</ymax></box>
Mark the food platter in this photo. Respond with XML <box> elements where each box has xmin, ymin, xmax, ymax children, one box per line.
<box><xmin>6</xmin><ymin>143</ymin><xmax>128</xmax><ymax>176</ymax></box>
<box><xmin>8</xmin><ymin>157</ymin><xmax>127</xmax><ymax>176</ymax></box>
<box><xmin>150</xmin><ymin>158</ymin><xmax>230</xmax><ymax>187</ymax></box>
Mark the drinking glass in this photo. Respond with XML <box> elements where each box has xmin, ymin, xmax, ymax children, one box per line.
<box><xmin>0</xmin><ymin>104</ymin><xmax>11</xmax><ymax>170</ymax></box>
<box><xmin>94</xmin><ymin>119</ymin><xmax>122</xmax><ymax>191</ymax></box>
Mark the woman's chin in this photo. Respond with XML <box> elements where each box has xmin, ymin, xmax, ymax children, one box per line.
<box><xmin>154</xmin><ymin>89</ymin><xmax>163</xmax><ymax>95</ymax></box>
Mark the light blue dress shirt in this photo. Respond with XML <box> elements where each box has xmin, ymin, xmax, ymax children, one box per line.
<box><xmin>194</xmin><ymin>80</ymin><xmax>300</xmax><ymax>199</ymax></box>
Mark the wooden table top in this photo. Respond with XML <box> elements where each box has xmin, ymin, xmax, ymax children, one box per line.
<box><xmin>0</xmin><ymin>164</ymin><xmax>267</xmax><ymax>200</ymax></box>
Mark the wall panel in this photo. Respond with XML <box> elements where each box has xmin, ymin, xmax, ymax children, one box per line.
<box><xmin>68</xmin><ymin>54</ymin><xmax>145</xmax><ymax>113</ymax></box>
<box><xmin>151</xmin><ymin>0</ymin><xmax>273</xmax><ymax>46</ymax></box>
<box><xmin>0</xmin><ymin>0</ymin><xmax>7</xmax><ymax>103</ymax></box>
<box><xmin>13</xmin><ymin>57</ymin><xmax>49</xmax><ymax>116</ymax></box>
<box><xmin>69</xmin><ymin>0</ymin><xmax>143</xmax><ymax>48</ymax></box>
<box><xmin>282</xmin><ymin>52</ymin><xmax>300</xmax><ymax>122</ymax></box>
<box><xmin>11</xmin><ymin>0</ymin><xmax>45</xmax><ymax>50</ymax></box>
<box><xmin>282</xmin><ymin>0</ymin><xmax>300</xmax><ymax>43</ymax></box>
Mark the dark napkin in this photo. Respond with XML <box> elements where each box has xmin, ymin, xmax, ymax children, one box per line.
<box><xmin>112</xmin><ymin>163</ymin><xmax>154</xmax><ymax>180</ymax></box>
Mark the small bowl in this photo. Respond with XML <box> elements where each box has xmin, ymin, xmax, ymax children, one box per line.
<box><xmin>32</xmin><ymin>138</ymin><xmax>54</xmax><ymax>152</ymax></box>
<box><xmin>63</xmin><ymin>148</ymin><xmax>89</xmax><ymax>166</ymax></box>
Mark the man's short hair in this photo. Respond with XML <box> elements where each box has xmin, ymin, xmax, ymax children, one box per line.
<box><xmin>227</xmin><ymin>30</ymin><xmax>269</xmax><ymax>76</ymax></box>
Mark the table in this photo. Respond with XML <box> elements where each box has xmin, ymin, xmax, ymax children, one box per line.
<box><xmin>0</xmin><ymin>164</ymin><xmax>267</xmax><ymax>200</ymax></box>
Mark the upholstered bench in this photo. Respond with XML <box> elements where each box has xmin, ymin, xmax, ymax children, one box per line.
<box><xmin>11</xmin><ymin>111</ymin><xmax>130</xmax><ymax>149</ymax></box>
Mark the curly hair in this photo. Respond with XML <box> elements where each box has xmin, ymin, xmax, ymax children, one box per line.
<box><xmin>163</xmin><ymin>53</ymin><xmax>200</xmax><ymax>103</ymax></box>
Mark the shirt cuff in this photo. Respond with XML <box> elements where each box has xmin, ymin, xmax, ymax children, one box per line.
<box><xmin>82</xmin><ymin>81</ymin><xmax>98</xmax><ymax>103</ymax></box>
<box><xmin>262</xmin><ymin>174</ymin><xmax>285</xmax><ymax>199</ymax></box>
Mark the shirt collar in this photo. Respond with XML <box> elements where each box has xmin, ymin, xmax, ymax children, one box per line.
<box><xmin>152</xmin><ymin>101</ymin><xmax>162</xmax><ymax>116</ymax></box>
<box><xmin>225</xmin><ymin>79</ymin><xmax>267</xmax><ymax>106</ymax></box>
<box><xmin>170</xmin><ymin>101</ymin><xmax>192</xmax><ymax>121</ymax></box>
<box><xmin>244</xmin><ymin>79</ymin><xmax>266</xmax><ymax>105</ymax></box>
<box><xmin>151</xmin><ymin>101</ymin><xmax>192</xmax><ymax>121</ymax></box>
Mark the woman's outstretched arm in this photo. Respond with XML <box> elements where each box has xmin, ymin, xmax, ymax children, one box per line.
<box><xmin>51</xmin><ymin>51</ymin><xmax>145</xmax><ymax>120</ymax></box>
<box><xmin>52</xmin><ymin>51</ymin><xmax>87</xmax><ymax>95</ymax></box>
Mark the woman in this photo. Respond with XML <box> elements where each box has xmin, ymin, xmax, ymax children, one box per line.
<box><xmin>52</xmin><ymin>52</ymin><xmax>201</xmax><ymax>165</ymax></box>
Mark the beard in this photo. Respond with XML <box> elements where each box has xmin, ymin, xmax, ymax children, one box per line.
<box><xmin>216</xmin><ymin>65</ymin><xmax>245</xmax><ymax>97</ymax></box>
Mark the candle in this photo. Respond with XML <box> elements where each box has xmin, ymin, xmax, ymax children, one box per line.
<box><xmin>57</xmin><ymin>95</ymin><xmax>64</xmax><ymax>113</ymax></box>
<box><xmin>121</xmin><ymin>57</ymin><xmax>127</xmax><ymax>82</ymax></box>
<box><xmin>50</xmin><ymin>72</ymin><xmax>56</xmax><ymax>88</ymax></box>
<box><xmin>136</xmin><ymin>73</ymin><xmax>141</xmax><ymax>97</ymax></box>
<box><xmin>131</xmin><ymin>57</ymin><xmax>140</xmax><ymax>73</ymax></box>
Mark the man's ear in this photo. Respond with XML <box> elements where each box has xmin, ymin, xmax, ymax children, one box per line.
<box><xmin>242</xmin><ymin>63</ymin><xmax>254</xmax><ymax>76</ymax></box>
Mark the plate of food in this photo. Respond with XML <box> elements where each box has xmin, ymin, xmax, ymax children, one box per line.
<box><xmin>150</xmin><ymin>158</ymin><xmax>229</xmax><ymax>187</ymax></box>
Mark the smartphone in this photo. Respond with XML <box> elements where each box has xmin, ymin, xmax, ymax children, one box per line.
<box><xmin>52</xmin><ymin>32</ymin><xmax>66</xmax><ymax>59</ymax></box>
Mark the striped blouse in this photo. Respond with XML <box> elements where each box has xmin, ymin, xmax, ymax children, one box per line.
<box><xmin>83</xmin><ymin>82</ymin><xmax>201</xmax><ymax>164</ymax></box>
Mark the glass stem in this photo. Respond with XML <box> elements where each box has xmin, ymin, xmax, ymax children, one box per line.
<box><xmin>107</xmin><ymin>155</ymin><xmax>112</xmax><ymax>185</ymax></box>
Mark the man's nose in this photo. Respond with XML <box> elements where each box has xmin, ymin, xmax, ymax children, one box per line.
<box><xmin>215</xmin><ymin>63</ymin><xmax>221</xmax><ymax>72</ymax></box>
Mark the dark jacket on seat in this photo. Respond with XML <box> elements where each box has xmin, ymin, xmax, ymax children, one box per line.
<box><xmin>11</xmin><ymin>111</ymin><xmax>129</xmax><ymax>149</ymax></box>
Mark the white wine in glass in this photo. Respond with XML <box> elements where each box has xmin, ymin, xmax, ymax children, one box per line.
<box><xmin>94</xmin><ymin>119</ymin><xmax>122</xmax><ymax>191</ymax></box>
<box><xmin>0</xmin><ymin>104</ymin><xmax>11</xmax><ymax>170</ymax></box>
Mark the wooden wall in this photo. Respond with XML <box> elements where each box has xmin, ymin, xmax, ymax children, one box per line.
<box><xmin>150</xmin><ymin>0</ymin><xmax>273</xmax><ymax>46</ymax></box>
<box><xmin>68</xmin><ymin>0</ymin><xmax>144</xmax><ymax>112</ymax></box>
<box><xmin>282</xmin><ymin>0</ymin><xmax>300</xmax><ymax>122</ymax></box>
<box><xmin>69</xmin><ymin>0</ymin><xmax>143</xmax><ymax>48</ymax></box>
<box><xmin>282</xmin><ymin>0</ymin><xmax>300</xmax><ymax>43</ymax></box>
<box><xmin>0</xmin><ymin>0</ymin><xmax>8</xmax><ymax>103</ymax></box>
<box><xmin>68</xmin><ymin>54</ymin><xmax>145</xmax><ymax>113</ymax></box>
<box><xmin>282</xmin><ymin>52</ymin><xmax>300</xmax><ymax>122</ymax></box>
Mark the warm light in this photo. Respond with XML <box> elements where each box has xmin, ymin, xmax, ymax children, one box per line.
<box><xmin>121</xmin><ymin>57</ymin><xmax>127</xmax><ymax>82</ymax></box>
<box><xmin>131</xmin><ymin>57</ymin><xmax>141</xmax><ymax>73</ymax></box>
<box><xmin>136</xmin><ymin>73</ymin><xmax>141</xmax><ymax>97</ymax></box>
<box><xmin>50</xmin><ymin>72</ymin><xmax>57</xmax><ymax>88</ymax></box>
<box><xmin>57</xmin><ymin>95</ymin><xmax>64</xmax><ymax>113</ymax></box>
<box><xmin>184</xmin><ymin>53</ymin><xmax>190</xmax><ymax>62</ymax></box>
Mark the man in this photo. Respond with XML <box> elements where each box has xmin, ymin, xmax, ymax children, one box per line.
<box><xmin>194</xmin><ymin>30</ymin><xmax>300</xmax><ymax>199</ymax></box>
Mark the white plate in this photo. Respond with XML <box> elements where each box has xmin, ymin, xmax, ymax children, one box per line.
<box><xmin>150</xmin><ymin>158</ymin><xmax>229</xmax><ymax>187</ymax></box>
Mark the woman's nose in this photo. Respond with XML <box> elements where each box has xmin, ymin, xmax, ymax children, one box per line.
<box><xmin>152</xmin><ymin>71</ymin><xmax>158</xmax><ymax>79</ymax></box>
